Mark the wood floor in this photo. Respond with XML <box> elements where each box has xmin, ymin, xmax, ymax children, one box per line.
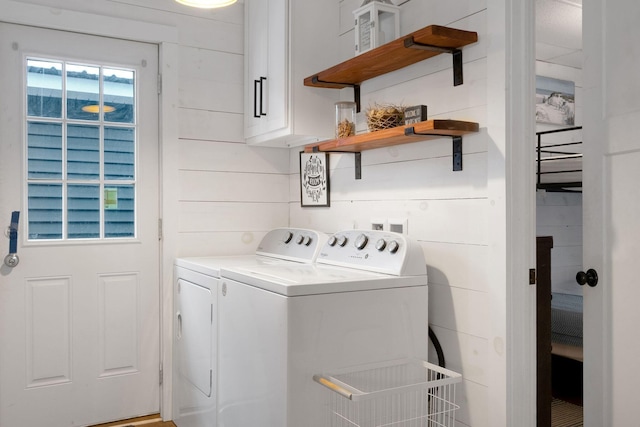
<box><xmin>90</xmin><ymin>414</ymin><xmax>175</xmax><ymax>427</ymax></box>
<box><xmin>551</xmin><ymin>398</ymin><xmax>583</xmax><ymax>427</ymax></box>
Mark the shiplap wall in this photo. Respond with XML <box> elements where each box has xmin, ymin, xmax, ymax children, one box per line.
<box><xmin>290</xmin><ymin>2</ymin><xmax>489</xmax><ymax>426</ymax></box>
<box><xmin>535</xmin><ymin>61</ymin><xmax>583</xmax><ymax>296</ymax></box>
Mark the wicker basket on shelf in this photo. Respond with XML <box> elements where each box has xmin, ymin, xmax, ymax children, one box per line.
<box><xmin>366</xmin><ymin>104</ymin><xmax>404</xmax><ymax>132</ymax></box>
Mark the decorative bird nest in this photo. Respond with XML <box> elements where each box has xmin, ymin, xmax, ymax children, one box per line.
<box><xmin>366</xmin><ymin>104</ymin><xmax>404</xmax><ymax>131</ymax></box>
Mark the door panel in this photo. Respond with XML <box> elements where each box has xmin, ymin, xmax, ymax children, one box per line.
<box><xmin>0</xmin><ymin>23</ymin><xmax>160</xmax><ymax>427</ymax></box>
<box><xmin>583</xmin><ymin>1</ymin><xmax>640</xmax><ymax>425</ymax></box>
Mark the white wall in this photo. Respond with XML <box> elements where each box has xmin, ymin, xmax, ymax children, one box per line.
<box><xmin>290</xmin><ymin>1</ymin><xmax>491</xmax><ymax>426</ymax></box>
<box><xmin>536</xmin><ymin>191</ymin><xmax>583</xmax><ymax>295</ymax></box>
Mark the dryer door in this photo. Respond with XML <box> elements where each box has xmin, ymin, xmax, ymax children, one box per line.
<box><xmin>177</xmin><ymin>279</ymin><xmax>214</xmax><ymax>397</ymax></box>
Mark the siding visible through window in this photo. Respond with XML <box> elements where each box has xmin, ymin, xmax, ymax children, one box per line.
<box><xmin>25</xmin><ymin>58</ymin><xmax>136</xmax><ymax>241</ymax></box>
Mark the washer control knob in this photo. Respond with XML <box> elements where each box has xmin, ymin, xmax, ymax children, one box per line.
<box><xmin>336</xmin><ymin>235</ymin><xmax>348</xmax><ymax>247</ymax></box>
<box><xmin>296</xmin><ymin>234</ymin><xmax>305</xmax><ymax>245</ymax></box>
<box><xmin>375</xmin><ymin>239</ymin><xmax>387</xmax><ymax>251</ymax></box>
<box><xmin>303</xmin><ymin>236</ymin><xmax>312</xmax><ymax>246</ymax></box>
<box><xmin>355</xmin><ymin>234</ymin><xmax>368</xmax><ymax>250</ymax></box>
<box><xmin>388</xmin><ymin>240</ymin><xmax>400</xmax><ymax>254</ymax></box>
<box><xmin>283</xmin><ymin>231</ymin><xmax>293</xmax><ymax>244</ymax></box>
<box><xmin>328</xmin><ymin>236</ymin><xmax>337</xmax><ymax>246</ymax></box>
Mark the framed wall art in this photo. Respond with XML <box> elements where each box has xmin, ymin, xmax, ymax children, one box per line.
<box><xmin>535</xmin><ymin>76</ymin><xmax>575</xmax><ymax>125</ymax></box>
<box><xmin>299</xmin><ymin>151</ymin><xmax>330</xmax><ymax>207</ymax></box>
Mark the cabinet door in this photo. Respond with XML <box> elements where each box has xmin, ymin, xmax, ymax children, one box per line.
<box><xmin>244</xmin><ymin>0</ymin><xmax>288</xmax><ymax>141</ymax></box>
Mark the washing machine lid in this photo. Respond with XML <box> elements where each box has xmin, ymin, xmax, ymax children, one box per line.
<box><xmin>220</xmin><ymin>263</ymin><xmax>426</xmax><ymax>297</ymax></box>
<box><xmin>174</xmin><ymin>228</ymin><xmax>328</xmax><ymax>277</ymax></box>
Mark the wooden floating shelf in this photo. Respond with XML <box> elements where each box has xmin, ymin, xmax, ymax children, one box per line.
<box><xmin>304</xmin><ymin>25</ymin><xmax>478</xmax><ymax>90</ymax></box>
<box><xmin>304</xmin><ymin>120</ymin><xmax>479</xmax><ymax>153</ymax></box>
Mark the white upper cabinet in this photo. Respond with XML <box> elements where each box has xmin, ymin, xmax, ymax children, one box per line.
<box><xmin>244</xmin><ymin>0</ymin><xmax>340</xmax><ymax>147</ymax></box>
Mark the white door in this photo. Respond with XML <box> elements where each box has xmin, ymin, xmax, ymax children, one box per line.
<box><xmin>0</xmin><ymin>23</ymin><xmax>160</xmax><ymax>427</ymax></box>
<box><xmin>582</xmin><ymin>1</ymin><xmax>640</xmax><ymax>425</ymax></box>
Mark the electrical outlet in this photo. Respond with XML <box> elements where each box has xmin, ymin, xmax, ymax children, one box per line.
<box><xmin>371</xmin><ymin>218</ymin><xmax>386</xmax><ymax>231</ymax></box>
<box><xmin>388</xmin><ymin>218</ymin><xmax>408</xmax><ymax>234</ymax></box>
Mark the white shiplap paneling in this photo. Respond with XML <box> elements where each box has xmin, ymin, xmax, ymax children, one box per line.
<box><xmin>536</xmin><ymin>190</ymin><xmax>583</xmax><ymax>295</ymax></box>
<box><xmin>292</xmin><ymin>5</ymin><xmax>491</xmax><ymax>426</ymax></box>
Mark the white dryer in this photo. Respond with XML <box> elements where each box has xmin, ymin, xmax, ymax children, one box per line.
<box><xmin>173</xmin><ymin>228</ymin><xmax>327</xmax><ymax>427</ymax></box>
<box><xmin>216</xmin><ymin>230</ymin><xmax>429</xmax><ymax>427</ymax></box>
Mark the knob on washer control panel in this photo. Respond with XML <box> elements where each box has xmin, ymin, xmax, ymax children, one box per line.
<box><xmin>387</xmin><ymin>240</ymin><xmax>400</xmax><ymax>254</ymax></box>
<box><xmin>354</xmin><ymin>234</ymin><xmax>368</xmax><ymax>250</ymax></box>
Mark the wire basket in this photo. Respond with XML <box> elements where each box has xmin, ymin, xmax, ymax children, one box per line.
<box><xmin>314</xmin><ymin>359</ymin><xmax>461</xmax><ymax>427</ymax></box>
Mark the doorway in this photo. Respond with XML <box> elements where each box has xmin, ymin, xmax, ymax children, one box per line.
<box><xmin>535</xmin><ymin>0</ymin><xmax>584</xmax><ymax>425</ymax></box>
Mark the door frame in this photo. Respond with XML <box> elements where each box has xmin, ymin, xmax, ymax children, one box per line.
<box><xmin>0</xmin><ymin>1</ymin><xmax>180</xmax><ymax>420</ymax></box>
<box><xmin>485</xmin><ymin>0</ymin><xmax>538</xmax><ymax>425</ymax></box>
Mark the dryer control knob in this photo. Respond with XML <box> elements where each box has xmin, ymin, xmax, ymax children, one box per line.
<box><xmin>296</xmin><ymin>235</ymin><xmax>305</xmax><ymax>245</ymax></box>
<box><xmin>303</xmin><ymin>236</ymin><xmax>312</xmax><ymax>246</ymax></box>
<box><xmin>337</xmin><ymin>235</ymin><xmax>348</xmax><ymax>247</ymax></box>
<box><xmin>388</xmin><ymin>240</ymin><xmax>400</xmax><ymax>254</ymax></box>
<box><xmin>328</xmin><ymin>236</ymin><xmax>337</xmax><ymax>246</ymax></box>
<box><xmin>375</xmin><ymin>239</ymin><xmax>387</xmax><ymax>251</ymax></box>
<box><xmin>355</xmin><ymin>234</ymin><xmax>368</xmax><ymax>250</ymax></box>
<box><xmin>283</xmin><ymin>231</ymin><xmax>293</xmax><ymax>244</ymax></box>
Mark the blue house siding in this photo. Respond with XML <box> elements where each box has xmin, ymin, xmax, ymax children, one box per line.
<box><xmin>26</xmin><ymin>107</ymin><xmax>136</xmax><ymax>240</ymax></box>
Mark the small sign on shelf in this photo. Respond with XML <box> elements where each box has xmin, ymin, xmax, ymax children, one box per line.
<box><xmin>404</xmin><ymin>105</ymin><xmax>428</xmax><ymax>125</ymax></box>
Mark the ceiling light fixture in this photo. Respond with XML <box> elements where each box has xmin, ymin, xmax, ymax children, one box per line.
<box><xmin>82</xmin><ymin>105</ymin><xmax>116</xmax><ymax>113</ymax></box>
<box><xmin>174</xmin><ymin>0</ymin><xmax>237</xmax><ymax>8</ymax></box>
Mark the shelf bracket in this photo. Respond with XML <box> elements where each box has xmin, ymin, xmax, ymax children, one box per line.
<box><xmin>311</xmin><ymin>76</ymin><xmax>361</xmax><ymax>112</ymax></box>
<box><xmin>404</xmin><ymin>127</ymin><xmax>464</xmax><ymax>171</ymax></box>
<box><xmin>403</xmin><ymin>37</ymin><xmax>464</xmax><ymax>86</ymax></box>
<box><xmin>312</xmin><ymin>146</ymin><xmax>362</xmax><ymax>179</ymax></box>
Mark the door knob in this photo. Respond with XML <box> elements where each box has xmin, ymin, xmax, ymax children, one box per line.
<box><xmin>576</xmin><ymin>268</ymin><xmax>598</xmax><ymax>287</ymax></box>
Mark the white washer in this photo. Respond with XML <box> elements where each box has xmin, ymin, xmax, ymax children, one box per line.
<box><xmin>173</xmin><ymin>228</ymin><xmax>328</xmax><ymax>427</ymax></box>
<box><xmin>217</xmin><ymin>230</ymin><xmax>429</xmax><ymax>427</ymax></box>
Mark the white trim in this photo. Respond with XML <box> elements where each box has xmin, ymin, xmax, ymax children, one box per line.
<box><xmin>582</xmin><ymin>0</ymin><xmax>606</xmax><ymax>424</ymax></box>
<box><xmin>0</xmin><ymin>0</ymin><xmax>178</xmax><ymax>43</ymax></box>
<box><xmin>486</xmin><ymin>0</ymin><xmax>537</xmax><ymax>425</ymax></box>
<box><xmin>506</xmin><ymin>0</ymin><xmax>537</xmax><ymax>425</ymax></box>
<box><xmin>158</xmin><ymin>41</ymin><xmax>180</xmax><ymax>422</ymax></box>
<box><xmin>0</xmin><ymin>1</ymin><xmax>180</xmax><ymax>420</ymax></box>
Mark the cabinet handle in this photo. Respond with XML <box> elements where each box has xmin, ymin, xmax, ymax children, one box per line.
<box><xmin>259</xmin><ymin>76</ymin><xmax>267</xmax><ymax>116</ymax></box>
<box><xmin>253</xmin><ymin>79</ymin><xmax>260</xmax><ymax>118</ymax></box>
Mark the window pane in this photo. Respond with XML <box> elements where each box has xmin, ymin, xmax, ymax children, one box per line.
<box><xmin>104</xmin><ymin>185</ymin><xmax>134</xmax><ymax>238</ymax></box>
<box><xmin>67</xmin><ymin>184</ymin><xmax>100</xmax><ymax>238</ymax></box>
<box><xmin>104</xmin><ymin>127</ymin><xmax>135</xmax><ymax>180</ymax></box>
<box><xmin>66</xmin><ymin>64</ymin><xmax>100</xmax><ymax>120</ymax></box>
<box><xmin>28</xmin><ymin>184</ymin><xmax>62</xmax><ymax>240</ymax></box>
<box><xmin>104</xmin><ymin>68</ymin><xmax>134</xmax><ymax>123</ymax></box>
<box><xmin>67</xmin><ymin>124</ymin><xmax>99</xmax><ymax>180</ymax></box>
<box><xmin>27</xmin><ymin>59</ymin><xmax>62</xmax><ymax>118</ymax></box>
<box><xmin>28</xmin><ymin>121</ymin><xmax>62</xmax><ymax>179</ymax></box>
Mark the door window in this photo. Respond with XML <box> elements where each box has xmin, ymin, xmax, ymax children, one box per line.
<box><xmin>26</xmin><ymin>58</ymin><xmax>136</xmax><ymax>240</ymax></box>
